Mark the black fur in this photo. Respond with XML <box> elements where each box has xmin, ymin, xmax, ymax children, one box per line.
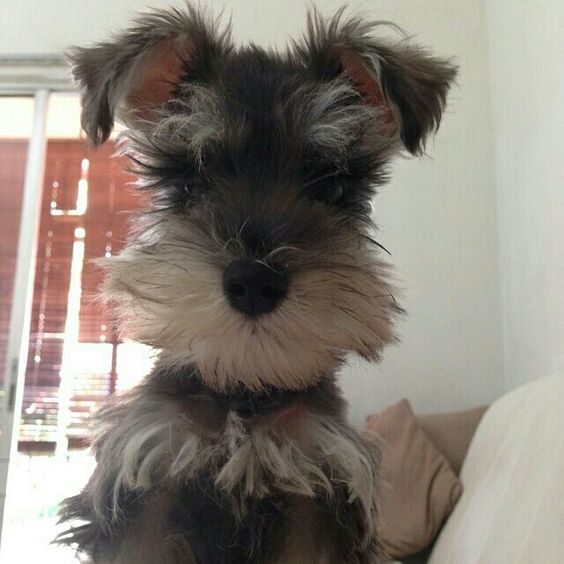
<box><xmin>58</xmin><ymin>371</ymin><xmax>382</xmax><ymax>562</ymax></box>
<box><xmin>57</xmin><ymin>4</ymin><xmax>455</xmax><ymax>563</ymax></box>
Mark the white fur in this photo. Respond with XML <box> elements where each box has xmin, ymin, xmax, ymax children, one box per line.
<box><xmin>101</xmin><ymin>213</ymin><xmax>398</xmax><ymax>391</ymax></box>
<box><xmin>153</xmin><ymin>85</ymin><xmax>226</xmax><ymax>163</ymax></box>
<box><xmin>92</xmin><ymin>389</ymin><xmax>378</xmax><ymax>537</ymax></box>
<box><xmin>302</xmin><ymin>81</ymin><xmax>399</xmax><ymax>159</ymax></box>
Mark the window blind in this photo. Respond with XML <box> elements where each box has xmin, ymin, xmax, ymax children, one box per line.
<box><xmin>1</xmin><ymin>139</ymin><xmax>141</xmax><ymax>450</ymax></box>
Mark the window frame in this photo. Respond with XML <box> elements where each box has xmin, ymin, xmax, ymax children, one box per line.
<box><xmin>0</xmin><ymin>55</ymin><xmax>75</xmax><ymax>545</ymax></box>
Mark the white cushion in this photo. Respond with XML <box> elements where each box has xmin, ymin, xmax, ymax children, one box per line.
<box><xmin>429</xmin><ymin>374</ymin><xmax>564</xmax><ymax>564</ymax></box>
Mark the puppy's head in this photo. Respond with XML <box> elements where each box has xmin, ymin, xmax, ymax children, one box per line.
<box><xmin>69</xmin><ymin>5</ymin><xmax>456</xmax><ymax>391</ymax></box>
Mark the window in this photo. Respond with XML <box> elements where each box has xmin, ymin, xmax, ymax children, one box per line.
<box><xmin>0</xmin><ymin>92</ymin><xmax>153</xmax><ymax>561</ymax></box>
<box><xmin>17</xmin><ymin>134</ymin><xmax>147</xmax><ymax>453</ymax></box>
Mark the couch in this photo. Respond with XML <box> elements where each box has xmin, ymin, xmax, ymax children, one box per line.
<box><xmin>366</xmin><ymin>374</ymin><xmax>564</xmax><ymax>563</ymax></box>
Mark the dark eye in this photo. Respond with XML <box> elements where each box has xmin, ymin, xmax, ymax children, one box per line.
<box><xmin>312</xmin><ymin>180</ymin><xmax>345</xmax><ymax>205</ymax></box>
<box><xmin>181</xmin><ymin>173</ymin><xmax>206</xmax><ymax>199</ymax></box>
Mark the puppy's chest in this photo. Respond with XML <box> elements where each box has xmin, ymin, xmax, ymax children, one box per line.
<box><xmin>79</xmin><ymin>383</ymin><xmax>381</xmax><ymax>562</ymax></box>
<box><xmin>155</xmin><ymin>390</ymin><xmax>328</xmax><ymax>487</ymax></box>
<box><xmin>107</xmin><ymin>385</ymin><xmax>376</xmax><ymax>508</ymax></box>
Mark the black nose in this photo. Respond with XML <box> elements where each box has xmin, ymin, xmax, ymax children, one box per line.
<box><xmin>223</xmin><ymin>259</ymin><xmax>289</xmax><ymax>317</ymax></box>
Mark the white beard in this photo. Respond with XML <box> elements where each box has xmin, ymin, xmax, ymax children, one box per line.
<box><xmin>101</xmin><ymin>214</ymin><xmax>399</xmax><ymax>391</ymax></box>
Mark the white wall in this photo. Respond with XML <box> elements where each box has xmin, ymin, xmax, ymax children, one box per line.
<box><xmin>0</xmin><ymin>0</ymin><xmax>504</xmax><ymax>420</ymax></box>
<box><xmin>484</xmin><ymin>1</ymin><xmax>564</xmax><ymax>392</ymax></box>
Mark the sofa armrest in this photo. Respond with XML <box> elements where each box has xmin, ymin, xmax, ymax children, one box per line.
<box><xmin>429</xmin><ymin>375</ymin><xmax>564</xmax><ymax>563</ymax></box>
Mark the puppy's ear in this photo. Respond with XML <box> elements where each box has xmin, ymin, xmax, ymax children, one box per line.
<box><xmin>301</xmin><ymin>10</ymin><xmax>457</xmax><ymax>155</ymax></box>
<box><xmin>67</xmin><ymin>6</ymin><xmax>231</xmax><ymax>145</ymax></box>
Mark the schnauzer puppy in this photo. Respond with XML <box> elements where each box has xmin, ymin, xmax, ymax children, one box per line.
<box><xmin>57</xmin><ymin>4</ymin><xmax>455</xmax><ymax>563</ymax></box>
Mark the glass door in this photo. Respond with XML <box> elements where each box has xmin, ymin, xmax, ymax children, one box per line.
<box><xmin>0</xmin><ymin>93</ymin><xmax>46</xmax><ymax>539</ymax></box>
<box><xmin>0</xmin><ymin>91</ymin><xmax>154</xmax><ymax>562</ymax></box>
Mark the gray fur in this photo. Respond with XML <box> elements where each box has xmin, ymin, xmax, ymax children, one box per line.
<box><xmin>67</xmin><ymin>4</ymin><xmax>232</xmax><ymax>145</ymax></box>
<box><xmin>296</xmin><ymin>7</ymin><xmax>457</xmax><ymax>154</ymax></box>
<box><xmin>58</xmin><ymin>3</ymin><xmax>455</xmax><ymax>563</ymax></box>
<box><xmin>58</xmin><ymin>375</ymin><xmax>384</xmax><ymax>563</ymax></box>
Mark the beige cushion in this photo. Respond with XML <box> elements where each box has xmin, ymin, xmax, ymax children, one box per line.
<box><xmin>429</xmin><ymin>375</ymin><xmax>564</xmax><ymax>564</ymax></box>
<box><xmin>363</xmin><ymin>399</ymin><xmax>462</xmax><ymax>559</ymax></box>
<box><xmin>417</xmin><ymin>405</ymin><xmax>488</xmax><ymax>475</ymax></box>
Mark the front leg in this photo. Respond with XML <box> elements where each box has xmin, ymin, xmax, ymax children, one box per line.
<box><xmin>269</xmin><ymin>492</ymin><xmax>383</xmax><ymax>564</ymax></box>
<box><xmin>57</xmin><ymin>376</ymin><xmax>384</xmax><ymax>563</ymax></box>
<box><xmin>56</xmin><ymin>382</ymin><xmax>207</xmax><ymax>563</ymax></box>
